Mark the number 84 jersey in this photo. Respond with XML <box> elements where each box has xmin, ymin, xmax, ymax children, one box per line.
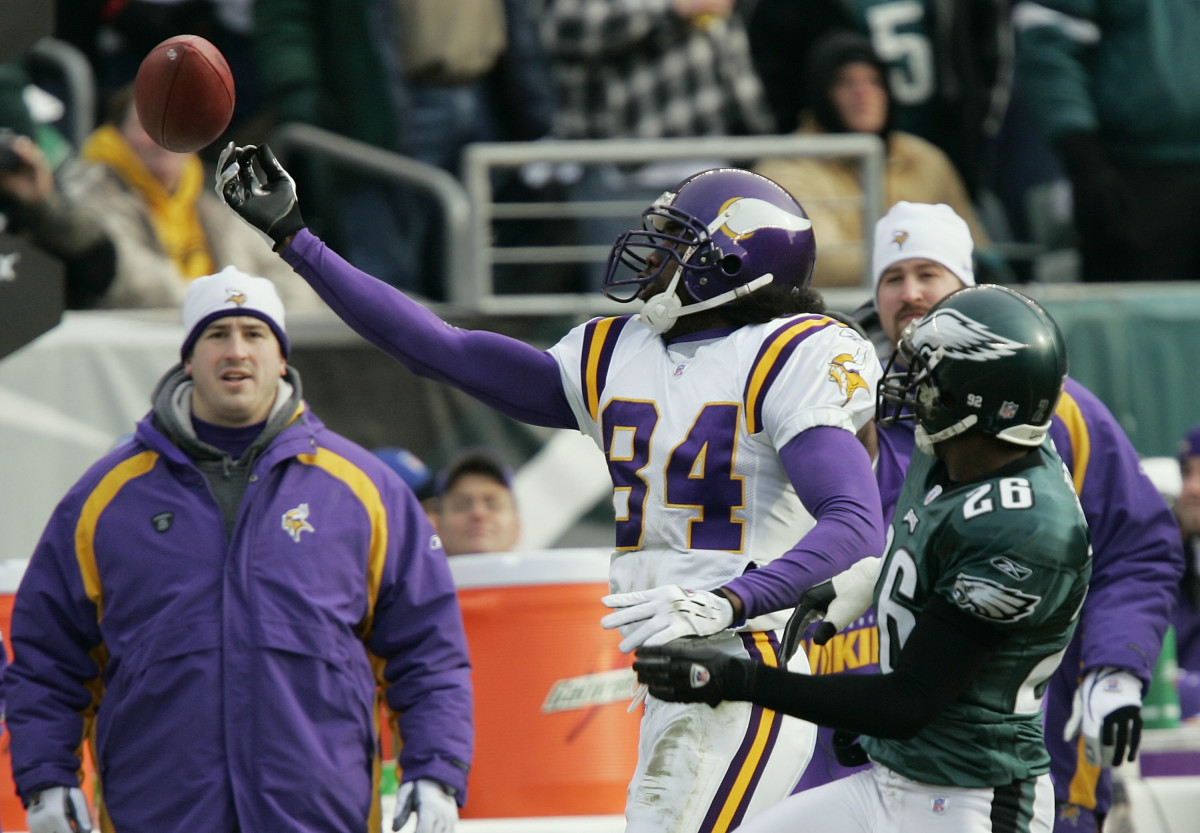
<box><xmin>550</xmin><ymin>313</ymin><xmax>879</xmax><ymax>602</ymax></box>
<box><xmin>862</xmin><ymin>440</ymin><xmax>1092</xmax><ymax>788</ymax></box>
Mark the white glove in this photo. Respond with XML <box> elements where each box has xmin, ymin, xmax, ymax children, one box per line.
<box><xmin>393</xmin><ymin>779</ymin><xmax>458</xmax><ymax>833</ymax></box>
<box><xmin>1064</xmin><ymin>666</ymin><xmax>1144</xmax><ymax>767</ymax></box>
<box><xmin>782</xmin><ymin>557</ymin><xmax>881</xmax><ymax>660</ymax></box>
<box><xmin>26</xmin><ymin>786</ymin><xmax>92</xmax><ymax>833</ymax></box>
<box><xmin>601</xmin><ymin>585</ymin><xmax>734</xmax><ymax>653</ymax></box>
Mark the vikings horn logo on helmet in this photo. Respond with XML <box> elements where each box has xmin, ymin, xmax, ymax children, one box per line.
<box><xmin>913</xmin><ymin>309</ymin><xmax>1028</xmax><ymax>362</ymax></box>
<box><xmin>716</xmin><ymin>197</ymin><xmax>813</xmax><ymax>240</ymax></box>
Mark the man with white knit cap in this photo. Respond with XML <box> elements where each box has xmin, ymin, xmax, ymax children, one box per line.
<box><xmin>795</xmin><ymin>202</ymin><xmax>1183</xmax><ymax>833</ymax></box>
<box><xmin>6</xmin><ymin>266</ymin><xmax>474</xmax><ymax>833</ymax></box>
<box><xmin>871</xmin><ymin>200</ymin><xmax>975</xmax><ymax>348</ymax></box>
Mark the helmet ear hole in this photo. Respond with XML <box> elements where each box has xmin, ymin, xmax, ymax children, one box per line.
<box><xmin>720</xmin><ymin>254</ymin><xmax>742</xmax><ymax>276</ymax></box>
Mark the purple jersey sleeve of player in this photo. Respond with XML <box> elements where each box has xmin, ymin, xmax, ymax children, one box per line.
<box><xmin>1048</xmin><ymin>378</ymin><xmax>1184</xmax><ymax>683</ymax></box>
<box><xmin>283</xmin><ymin>230</ymin><xmax>576</xmax><ymax>429</ymax></box>
<box><xmin>724</xmin><ymin>426</ymin><xmax>884</xmax><ymax>618</ymax></box>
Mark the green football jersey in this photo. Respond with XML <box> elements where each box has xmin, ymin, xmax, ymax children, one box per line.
<box><xmin>861</xmin><ymin>441</ymin><xmax>1091</xmax><ymax>788</ymax></box>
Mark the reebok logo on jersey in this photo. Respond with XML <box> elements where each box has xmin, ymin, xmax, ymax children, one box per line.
<box><xmin>951</xmin><ymin>573</ymin><xmax>1041</xmax><ymax>621</ymax></box>
<box><xmin>990</xmin><ymin>556</ymin><xmax>1033</xmax><ymax>582</ymax></box>
<box><xmin>281</xmin><ymin>503</ymin><xmax>314</xmax><ymax>542</ymax></box>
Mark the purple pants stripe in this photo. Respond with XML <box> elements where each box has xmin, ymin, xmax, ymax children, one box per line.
<box><xmin>698</xmin><ymin>631</ymin><xmax>786</xmax><ymax>833</ymax></box>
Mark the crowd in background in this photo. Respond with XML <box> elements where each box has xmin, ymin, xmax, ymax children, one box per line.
<box><xmin>3</xmin><ymin>0</ymin><xmax>1199</xmax><ymax>311</ymax></box>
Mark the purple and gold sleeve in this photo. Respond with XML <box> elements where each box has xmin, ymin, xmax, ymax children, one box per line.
<box><xmin>1049</xmin><ymin>378</ymin><xmax>1184</xmax><ymax>684</ymax></box>
<box><xmin>283</xmin><ymin>230</ymin><xmax>576</xmax><ymax>429</ymax></box>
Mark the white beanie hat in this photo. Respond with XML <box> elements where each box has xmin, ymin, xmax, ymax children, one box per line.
<box><xmin>872</xmin><ymin>201</ymin><xmax>975</xmax><ymax>291</ymax></box>
<box><xmin>181</xmin><ymin>266</ymin><xmax>288</xmax><ymax>358</ymax></box>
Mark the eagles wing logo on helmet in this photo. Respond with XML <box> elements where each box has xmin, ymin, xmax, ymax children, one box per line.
<box><xmin>913</xmin><ymin>309</ymin><xmax>1028</xmax><ymax>362</ymax></box>
<box><xmin>718</xmin><ymin>198</ymin><xmax>812</xmax><ymax>240</ymax></box>
<box><xmin>951</xmin><ymin>573</ymin><xmax>1041</xmax><ymax>621</ymax></box>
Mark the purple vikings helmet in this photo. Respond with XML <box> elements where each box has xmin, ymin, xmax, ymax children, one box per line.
<box><xmin>602</xmin><ymin>168</ymin><xmax>818</xmax><ymax>307</ymax></box>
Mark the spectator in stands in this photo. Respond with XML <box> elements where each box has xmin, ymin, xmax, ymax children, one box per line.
<box><xmin>373</xmin><ymin>445</ymin><xmax>438</xmax><ymax>520</ymax></box>
<box><xmin>434</xmin><ymin>447</ymin><xmax>521</xmax><ymax>556</ymax></box>
<box><xmin>838</xmin><ymin>201</ymin><xmax>1183</xmax><ymax>833</ymax></box>
<box><xmin>0</xmin><ymin>60</ymin><xmax>115</xmax><ymax>308</ymax></box>
<box><xmin>252</xmin><ymin>0</ymin><xmax>554</xmax><ymax>297</ymax></box>
<box><xmin>1014</xmin><ymin>1</ymin><xmax>1200</xmax><ymax>282</ymax></box>
<box><xmin>5</xmin><ymin>267</ymin><xmax>472</xmax><ymax>833</ymax></box>
<box><xmin>62</xmin><ymin>86</ymin><xmax>320</xmax><ymax>310</ymax></box>
<box><xmin>537</xmin><ymin>0</ymin><xmax>776</xmax><ymax>289</ymax></box>
<box><xmin>1174</xmin><ymin>422</ymin><xmax>1200</xmax><ymax>723</ymax></box>
<box><xmin>748</xmin><ymin>0</ymin><xmax>1011</xmax><ymax>201</ymax></box>
<box><xmin>754</xmin><ymin>31</ymin><xmax>995</xmax><ymax>288</ymax></box>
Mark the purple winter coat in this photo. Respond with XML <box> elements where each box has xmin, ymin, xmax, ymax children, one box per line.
<box><xmin>6</xmin><ymin>402</ymin><xmax>472</xmax><ymax>832</ymax></box>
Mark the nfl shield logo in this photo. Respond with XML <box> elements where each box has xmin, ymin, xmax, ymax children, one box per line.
<box><xmin>999</xmin><ymin>401</ymin><xmax>1019</xmax><ymax>419</ymax></box>
<box><xmin>931</xmin><ymin>797</ymin><xmax>947</xmax><ymax>814</ymax></box>
<box><xmin>674</xmin><ymin>364</ymin><xmax>686</xmax><ymax>376</ymax></box>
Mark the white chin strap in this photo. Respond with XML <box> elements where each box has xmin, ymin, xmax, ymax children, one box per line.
<box><xmin>639</xmin><ymin>273</ymin><xmax>775</xmax><ymax>335</ymax></box>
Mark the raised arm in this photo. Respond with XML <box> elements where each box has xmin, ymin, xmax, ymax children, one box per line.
<box><xmin>217</xmin><ymin>143</ymin><xmax>576</xmax><ymax>429</ymax></box>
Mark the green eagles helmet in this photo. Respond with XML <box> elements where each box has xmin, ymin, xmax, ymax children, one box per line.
<box><xmin>877</xmin><ymin>284</ymin><xmax>1068</xmax><ymax>449</ymax></box>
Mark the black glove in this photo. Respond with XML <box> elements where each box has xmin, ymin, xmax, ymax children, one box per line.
<box><xmin>781</xmin><ymin>579</ymin><xmax>838</xmax><ymax>662</ymax></box>
<box><xmin>633</xmin><ymin>643</ymin><xmax>757</xmax><ymax>707</ymax></box>
<box><xmin>1053</xmin><ymin>131</ymin><xmax>1144</xmax><ymax>251</ymax></box>
<box><xmin>216</xmin><ymin>142</ymin><xmax>306</xmax><ymax>251</ymax></box>
<box><xmin>832</xmin><ymin>730</ymin><xmax>869</xmax><ymax>767</ymax></box>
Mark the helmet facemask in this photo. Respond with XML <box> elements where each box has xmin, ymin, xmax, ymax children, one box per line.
<box><xmin>603</xmin><ymin>200</ymin><xmax>735</xmax><ymax>303</ymax></box>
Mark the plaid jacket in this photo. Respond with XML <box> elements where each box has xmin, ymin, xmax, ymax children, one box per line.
<box><xmin>537</xmin><ymin>0</ymin><xmax>775</xmax><ymax>139</ymax></box>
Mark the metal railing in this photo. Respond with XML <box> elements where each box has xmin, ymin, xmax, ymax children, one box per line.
<box><xmin>264</xmin><ymin>126</ymin><xmax>886</xmax><ymax>316</ymax></box>
<box><xmin>25</xmin><ymin>37</ymin><xmax>97</xmax><ymax>150</ymax></box>
<box><xmin>267</xmin><ymin>122</ymin><xmax>476</xmax><ymax>300</ymax></box>
<box><xmin>461</xmin><ymin>134</ymin><xmax>886</xmax><ymax>316</ymax></box>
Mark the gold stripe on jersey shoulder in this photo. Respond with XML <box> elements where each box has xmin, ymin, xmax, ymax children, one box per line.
<box><xmin>744</xmin><ymin>316</ymin><xmax>833</xmax><ymax>434</ymax></box>
<box><xmin>585</xmin><ymin>316</ymin><xmax>622</xmax><ymax>422</ymax></box>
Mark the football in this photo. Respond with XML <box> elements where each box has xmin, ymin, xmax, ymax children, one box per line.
<box><xmin>134</xmin><ymin>34</ymin><xmax>236</xmax><ymax>153</ymax></box>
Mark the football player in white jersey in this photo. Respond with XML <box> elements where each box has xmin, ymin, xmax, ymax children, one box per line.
<box><xmin>219</xmin><ymin>149</ymin><xmax>887</xmax><ymax>833</ymax></box>
<box><xmin>634</xmin><ymin>285</ymin><xmax>1092</xmax><ymax>833</ymax></box>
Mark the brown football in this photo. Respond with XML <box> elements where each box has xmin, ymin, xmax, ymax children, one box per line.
<box><xmin>134</xmin><ymin>34</ymin><xmax>236</xmax><ymax>153</ymax></box>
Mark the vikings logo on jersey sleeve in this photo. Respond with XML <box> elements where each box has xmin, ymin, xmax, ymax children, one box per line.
<box><xmin>827</xmin><ymin>352</ymin><xmax>870</xmax><ymax>405</ymax></box>
<box><xmin>281</xmin><ymin>503</ymin><xmax>314</xmax><ymax>542</ymax></box>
